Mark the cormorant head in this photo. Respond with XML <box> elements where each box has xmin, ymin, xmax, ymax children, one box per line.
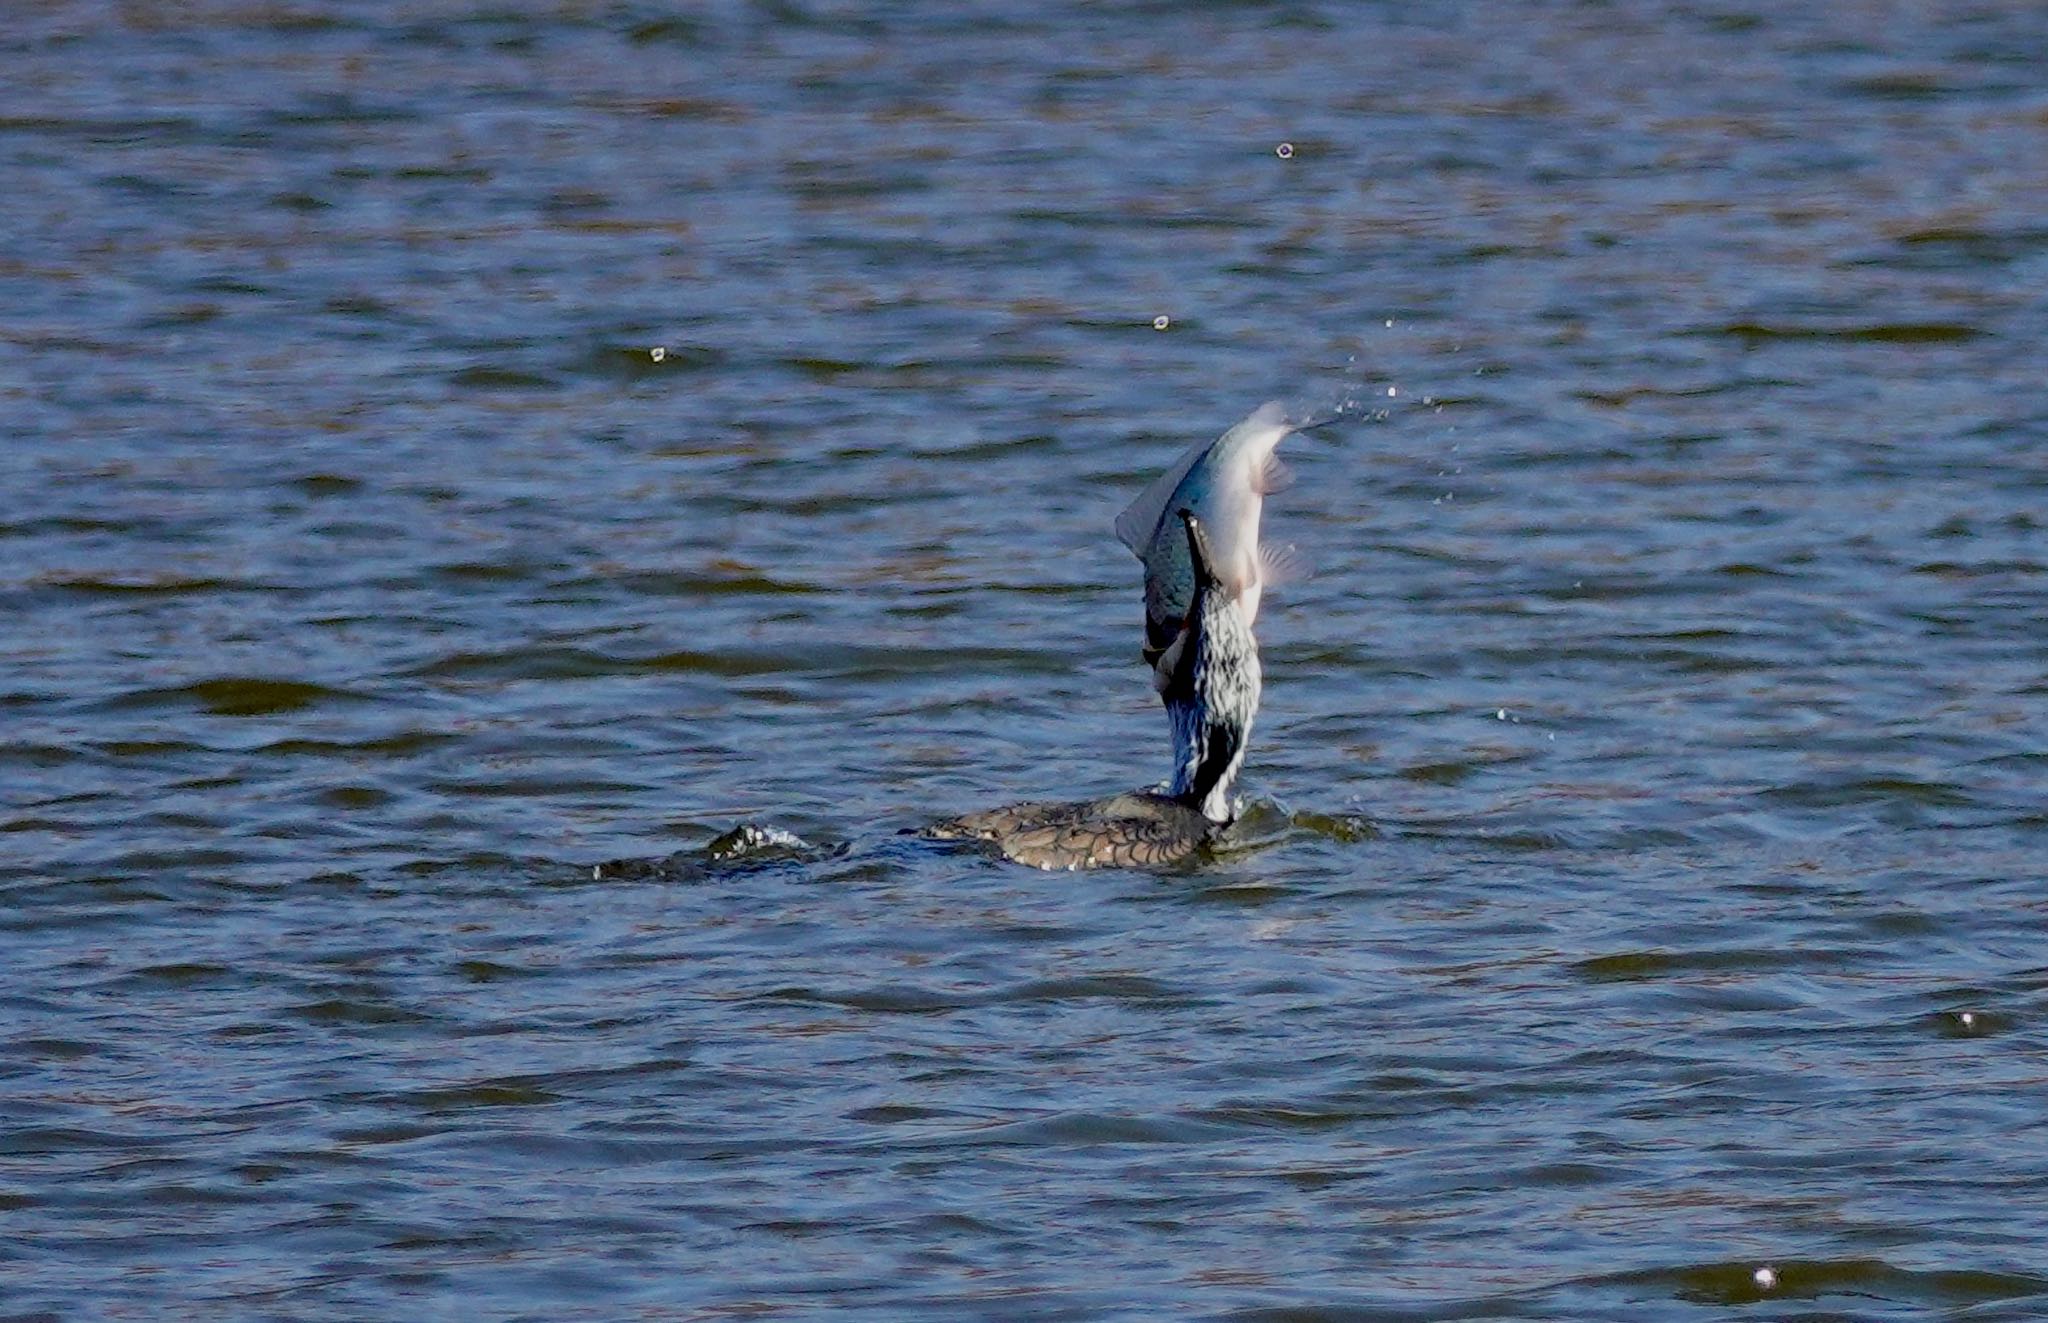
<box><xmin>1164</xmin><ymin>509</ymin><xmax>1262</xmax><ymax>823</ymax></box>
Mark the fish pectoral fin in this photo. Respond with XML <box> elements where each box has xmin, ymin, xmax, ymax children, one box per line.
<box><xmin>1147</xmin><ymin>624</ymin><xmax>1189</xmax><ymax>692</ymax></box>
<box><xmin>1257</xmin><ymin>541</ymin><xmax>1313</xmax><ymax>587</ymax></box>
<box><xmin>1253</xmin><ymin>450</ymin><xmax>1295</xmax><ymax>495</ymax></box>
<box><xmin>1145</xmin><ymin>613</ymin><xmax>1186</xmax><ymax>660</ymax></box>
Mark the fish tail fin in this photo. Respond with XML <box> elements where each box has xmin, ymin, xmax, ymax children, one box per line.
<box><xmin>1115</xmin><ymin>436</ymin><xmax>1208</xmax><ymax>554</ymax></box>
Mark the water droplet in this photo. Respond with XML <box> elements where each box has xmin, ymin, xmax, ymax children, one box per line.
<box><xmin>1152</xmin><ymin>315</ymin><xmax>1171</xmax><ymax>330</ymax></box>
<box><xmin>1753</xmin><ymin>1266</ymin><xmax>1777</xmax><ymax>1290</ymax></box>
<box><xmin>649</xmin><ymin>346</ymin><xmax>666</xmax><ymax>363</ymax></box>
<box><xmin>1275</xmin><ymin>142</ymin><xmax>1294</xmax><ymax>159</ymax></box>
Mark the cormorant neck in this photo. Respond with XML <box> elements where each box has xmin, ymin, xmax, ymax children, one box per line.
<box><xmin>1185</xmin><ymin>722</ymin><xmax>1244</xmax><ymax>823</ymax></box>
<box><xmin>1163</xmin><ymin>647</ymin><xmax>1253</xmax><ymax>827</ymax></box>
<box><xmin>1162</xmin><ymin>509</ymin><xmax>1258</xmax><ymax>826</ymax></box>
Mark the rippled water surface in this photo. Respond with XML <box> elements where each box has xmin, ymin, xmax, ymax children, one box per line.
<box><xmin>7</xmin><ymin>2</ymin><xmax>2048</xmax><ymax>1318</ymax></box>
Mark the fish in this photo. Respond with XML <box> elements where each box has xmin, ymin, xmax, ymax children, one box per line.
<box><xmin>1114</xmin><ymin>400</ymin><xmax>1310</xmax><ymax>687</ymax></box>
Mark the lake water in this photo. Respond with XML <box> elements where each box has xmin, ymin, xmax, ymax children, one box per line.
<box><xmin>5</xmin><ymin>1</ymin><xmax>2047</xmax><ymax>1318</ymax></box>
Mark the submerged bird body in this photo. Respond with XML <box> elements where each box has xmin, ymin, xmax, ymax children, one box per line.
<box><xmin>1114</xmin><ymin>401</ymin><xmax>1305</xmax><ymax>684</ymax></box>
<box><xmin>927</xmin><ymin>511</ymin><xmax>1260</xmax><ymax>870</ymax></box>
<box><xmin>924</xmin><ymin>790</ymin><xmax>1225</xmax><ymax>871</ymax></box>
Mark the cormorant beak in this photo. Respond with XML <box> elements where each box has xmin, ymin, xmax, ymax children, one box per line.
<box><xmin>1176</xmin><ymin>508</ymin><xmax>1223</xmax><ymax>594</ymax></box>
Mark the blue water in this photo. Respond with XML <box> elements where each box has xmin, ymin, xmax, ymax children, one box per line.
<box><xmin>5</xmin><ymin>2</ymin><xmax>2047</xmax><ymax>1318</ymax></box>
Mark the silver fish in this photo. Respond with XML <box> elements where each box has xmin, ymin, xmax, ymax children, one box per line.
<box><xmin>1114</xmin><ymin>401</ymin><xmax>1308</xmax><ymax>685</ymax></box>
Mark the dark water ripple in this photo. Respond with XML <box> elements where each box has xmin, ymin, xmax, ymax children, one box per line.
<box><xmin>5</xmin><ymin>1</ymin><xmax>2047</xmax><ymax>1318</ymax></box>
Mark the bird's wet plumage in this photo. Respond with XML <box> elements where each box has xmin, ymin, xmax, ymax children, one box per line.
<box><xmin>1161</xmin><ymin>510</ymin><xmax>1260</xmax><ymax>823</ymax></box>
<box><xmin>927</xmin><ymin>509</ymin><xmax>1260</xmax><ymax>870</ymax></box>
<box><xmin>924</xmin><ymin>791</ymin><xmax>1222</xmax><ymax>871</ymax></box>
